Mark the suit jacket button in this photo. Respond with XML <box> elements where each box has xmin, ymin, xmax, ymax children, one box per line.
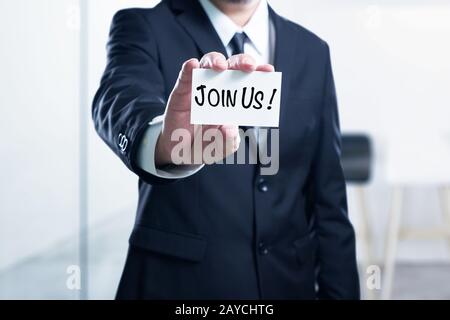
<box><xmin>257</xmin><ymin>178</ymin><xmax>269</xmax><ymax>193</ymax></box>
<box><xmin>258</xmin><ymin>242</ymin><xmax>269</xmax><ymax>255</ymax></box>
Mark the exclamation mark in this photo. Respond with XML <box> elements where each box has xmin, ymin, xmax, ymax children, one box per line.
<box><xmin>267</xmin><ymin>89</ymin><xmax>277</xmax><ymax>110</ymax></box>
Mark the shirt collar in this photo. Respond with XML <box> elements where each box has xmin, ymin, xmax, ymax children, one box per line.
<box><xmin>198</xmin><ymin>0</ymin><xmax>269</xmax><ymax>55</ymax></box>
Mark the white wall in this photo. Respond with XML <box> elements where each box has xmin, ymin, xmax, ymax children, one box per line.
<box><xmin>269</xmin><ymin>0</ymin><xmax>450</xmax><ymax>261</ymax></box>
<box><xmin>0</xmin><ymin>0</ymin><xmax>157</xmax><ymax>271</ymax></box>
<box><xmin>0</xmin><ymin>0</ymin><xmax>80</xmax><ymax>270</ymax></box>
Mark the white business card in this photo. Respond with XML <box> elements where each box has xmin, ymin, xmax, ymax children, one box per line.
<box><xmin>190</xmin><ymin>69</ymin><xmax>282</xmax><ymax>127</ymax></box>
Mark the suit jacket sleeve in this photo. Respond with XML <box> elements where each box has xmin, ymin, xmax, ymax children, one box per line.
<box><xmin>92</xmin><ymin>9</ymin><xmax>173</xmax><ymax>185</ymax></box>
<box><xmin>309</xmin><ymin>44</ymin><xmax>360</xmax><ymax>299</ymax></box>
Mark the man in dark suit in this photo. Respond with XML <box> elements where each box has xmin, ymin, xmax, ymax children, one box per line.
<box><xmin>92</xmin><ymin>0</ymin><xmax>360</xmax><ymax>299</ymax></box>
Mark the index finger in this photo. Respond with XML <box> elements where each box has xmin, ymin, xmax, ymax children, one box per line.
<box><xmin>227</xmin><ymin>53</ymin><xmax>257</xmax><ymax>72</ymax></box>
<box><xmin>199</xmin><ymin>52</ymin><xmax>228</xmax><ymax>71</ymax></box>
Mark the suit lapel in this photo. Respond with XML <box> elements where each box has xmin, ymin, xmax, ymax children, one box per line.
<box><xmin>269</xmin><ymin>6</ymin><xmax>305</xmax><ymax>126</ymax></box>
<box><xmin>169</xmin><ymin>0</ymin><xmax>228</xmax><ymax>58</ymax></box>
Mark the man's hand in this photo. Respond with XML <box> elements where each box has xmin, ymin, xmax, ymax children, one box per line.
<box><xmin>155</xmin><ymin>52</ymin><xmax>275</xmax><ymax>166</ymax></box>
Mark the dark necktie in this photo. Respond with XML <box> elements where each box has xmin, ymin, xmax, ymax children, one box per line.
<box><xmin>229</xmin><ymin>32</ymin><xmax>248</xmax><ymax>56</ymax></box>
<box><xmin>229</xmin><ymin>33</ymin><xmax>249</xmax><ymax>129</ymax></box>
<box><xmin>228</xmin><ymin>32</ymin><xmax>259</xmax><ymax>158</ymax></box>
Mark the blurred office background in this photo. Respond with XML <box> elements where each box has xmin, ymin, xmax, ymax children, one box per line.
<box><xmin>0</xmin><ymin>0</ymin><xmax>449</xmax><ymax>299</ymax></box>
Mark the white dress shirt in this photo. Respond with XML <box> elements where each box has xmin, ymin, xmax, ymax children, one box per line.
<box><xmin>136</xmin><ymin>0</ymin><xmax>273</xmax><ymax>178</ymax></box>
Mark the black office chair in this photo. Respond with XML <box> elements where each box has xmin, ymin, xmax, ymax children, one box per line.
<box><xmin>341</xmin><ymin>134</ymin><xmax>372</xmax><ymax>183</ymax></box>
<box><xmin>341</xmin><ymin>133</ymin><xmax>375</xmax><ymax>299</ymax></box>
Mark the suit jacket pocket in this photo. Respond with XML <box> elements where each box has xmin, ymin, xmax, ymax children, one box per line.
<box><xmin>129</xmin><ymin>225</ymin><xmax>207</xmax><ymax>262</ymax></box>
<box><xmin>293</xmin><ymin>231</ymin><xmax>317</xmax><ymax>265</ymax></box>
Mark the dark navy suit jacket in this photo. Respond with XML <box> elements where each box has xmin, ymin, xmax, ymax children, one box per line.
<box><xmin>92</xmin><ymin>0</ymin><xmax>360</xmax><ymax>299</ymax></box>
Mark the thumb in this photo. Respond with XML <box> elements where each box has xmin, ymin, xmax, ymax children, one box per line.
<box><xmin>171</xmin><ymin>58</ymin><xmax>200</xmax><ymax>99</ymax></box>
